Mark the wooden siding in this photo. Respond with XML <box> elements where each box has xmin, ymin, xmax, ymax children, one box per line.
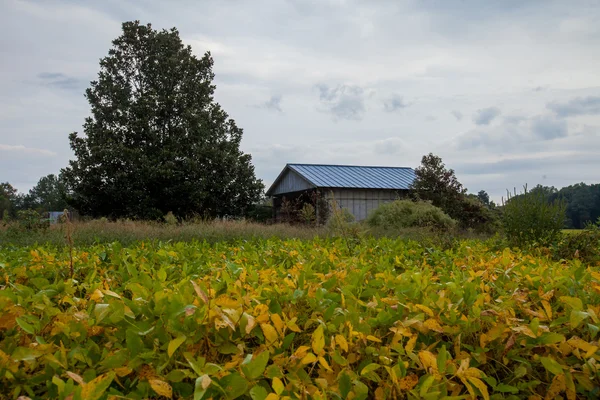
<box><xmin>325</xmin><ymin>188</ymin><xmax>404</xmax><ymax>221</ymax></box>
<box><xmin>270</xmin><ymin>169</ymin><xmax>315</xmax><ymax>195</ymax></box>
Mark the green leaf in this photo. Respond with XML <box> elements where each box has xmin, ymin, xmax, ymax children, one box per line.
<box><xmin>94</xmin><ymin>303</ymin><xmax>111</xmax><ymax>324</ymax></box>
<box><xmin>241</xmin><ymin>351</ymin><xmax>270</xmax><ymax>380</ymax></box>
<box><xmin>249</xmin><ymin>386</ymin><xmax>269</xmax><ymax>400</ymax></box>
<box><xmin>16</xmin><ymin>317</ymin><xmax>36</xmax><ymax>335</ymax></box>
<box><xmin>588</xmin><ymin>323</ymin><xmax>600</xmax><ymax>339</ymax></box>
<box><xmin>339</xmin><ymin>373</ymin><xmax>352</xmax><ymax>398</ymax></box>
<box><xmin>265</xmin><ymin>365</ymin><xmax>283</xmax><ymax>379</ymax></box>
<box><xmin>185</xmin><ymin>353</ymin><xmax>206</xmax><ymax>376</ymax></box>
<box><xmin>495</xmin><ymin>383</ymin><xmax>519</xmax><ymax>393</ymax></box>
<box><xmin>437</xmin><ymin>345</ymin><xmax>447</xmax><ymax>374</ymax></box>
<box><xmin>420</xmin><ymin>375</ymin><xmax>436</xmax><ymax>396</ymax></box>
<box><xmin>360</xmin><ymin>363</ymin><xmax>381</xmax><ymax>375</ymax></box>
<box><xmin>168</xmin><ymin>336</ymin><xmax>187</xmax><ymax>358</ymax></box>
<box><xmin>11</xmin><ymin>347</ymin><xmax>42</xmax><ymax>362</ymax></box>
<box><xmin>126</xmin><ymin>329</ymin><xmax>144</xmax><ymax>357</ymax></box>
<box><xmin>560</xmin><ymin>296</ymin><xmax>583</xmax><ymax>311</ymax></box>
<box><xmin>81</xmin><ymin>372</ymin><xmax>115</xmax><ymax>400</ymax></box>
<box><xmin>538</xmin><ymin>332</ymin><xmax>565</xmax><ymax>344</ymax></box>
<box><xmin>570</xmin><ymin>310</ymin><xmax>589</xmax><ymax>328</ymax></box>
<box><xmin>219</xmin><ymin>372</ymin><xmax>248</xmax><ymax>399</ymax></box>
<box><xmin>540</xmin><ymin>357</ymin><xmax>563</xmax><ymax>375</ymax></box>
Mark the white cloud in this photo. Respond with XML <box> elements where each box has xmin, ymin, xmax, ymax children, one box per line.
<box><xmin>0</xmin><ymin>144</ymin><xmax>56</xmax><ymax>156</ymax></box>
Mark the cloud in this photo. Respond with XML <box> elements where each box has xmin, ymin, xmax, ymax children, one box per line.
<box><xmin>425</xmin><ymin>115</ymin><xmax>436</xmax><ymax>122</ymax></box>
<box><xmin>0</xmin><ymin>144</ymin><xmax>56</xmax><ymax>156</ymax></box>
<box><xmin>37</xmin><ymin>72</ymin><xmax>85</xmax><ymax>91</ymax></box>
<box><xmin>383</xmin><ymin>95</ymin><xmax>409</xmax><ymax>112</ymax></box>
<box><xmin>530</xmin><ymin>115</ymin><xmax>568</xmax><ymax>139</ymax></box>
<box><xmin>457</xmin><ymin>113</ymin><xmax>569</xmax><ymax>151</ymax></box>
<box><xmin>547</xmin><ymin>96</ymin><xmax>600</xmax><ymax>118</ymax></box>
<box><xmin>315</xmin><ymin>84</ymin><xmax>366</xmax><ymax>121</ymax></box>
<box><xmin>472</xmin><ymin>107</ymin><xmax>501</xmax><ymax>125</ymax></box>
<box><xmin>451</xmin><ymin>110</ymin><xmax>463</xmax><ymax>120</ymax></box>
<box><xmin>256</xmin><ymin>95</ymin><xmax>283</xmax><ymax>112</ymax></box>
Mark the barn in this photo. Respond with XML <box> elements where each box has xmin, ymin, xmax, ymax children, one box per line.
<box><xmin>266</xmin><ymin>164</ymin><xmax>416</xmax><ymax>222</ymax></box>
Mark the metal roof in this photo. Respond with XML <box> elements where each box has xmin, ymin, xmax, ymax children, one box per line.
<box><xmin>267</xmin><ymin>163</ymin><xmax>416</xmax><ymax>195</ymax></box>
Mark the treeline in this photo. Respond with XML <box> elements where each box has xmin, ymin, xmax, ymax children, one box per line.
<box><xmin>0</xmin><ymin>175</ymin><xmax>68</xmax><ymax>220</ymax></box>
<box><xmin>508</xmin><ymin>183</ymin><xmax>600</xmax><ymax>229</ymax></box>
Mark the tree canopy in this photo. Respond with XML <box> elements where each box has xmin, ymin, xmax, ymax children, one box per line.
<box><xmin>21</xmin><ymin>174</ymin><xmax>69</xmax><ymax>212</ymax></box>
<box><xmin>62</xmin><ymin>21</ymin><xmax>263</xmax><ymax>219</ymax></box>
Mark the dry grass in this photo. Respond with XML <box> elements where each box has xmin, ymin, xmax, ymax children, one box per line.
<box><xmin>0</xmin><ymin>219</ymin><xmax>326</xmax><ymax>247</ymax></box>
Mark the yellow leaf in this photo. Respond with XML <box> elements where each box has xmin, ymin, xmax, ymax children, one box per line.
<box><xmin>114</xmin><ymin>367</ymin><xmax>132</xmax><ymax>377</ymax></box>
<box><xmin>366</xmin><ymin>335</ymin><xmax>382</xmax><ymax>343</ymax></box>
<box><xmin>312</xmin><ymin>325</ymin><xmax>325</xmax><ymax>354</ymax></box>
<box><xmin>545</xmin><ymin>374</ymin><xmax>566</xmax><ymax>400</ymax></box>
<box><xmin>271</xmin><ymin>314</ymin><xmax>285</xmax><ymax>335</ymax></box>
<box><xmin>399</xmin><ymin>374</ymin><xmax>419</xmax><ymax>390</ymax></box>
<box><xmin>318</xmin><ymin>356</ymin><xmax>333</xmax><ymax>371</ymax></box>
<box><xmin>90</xmin><ymin>289</ymin><xmax>104</xmax><ymax>302</ymax></box>
<box><xmin>541</xmin><ymin>300</ymin><xmax>552</xmax><ymax>319</ymax></box>
<box><xmin>467</xmin><ymin>377</ymin><xmax>490</xmax><ymax>400</ymax></box>
<box><xmin>265</xmin><ymin>394</ymin><xmax>279</xmax><ymax>400</ymax></box>
<box><xmin>261</xmin><ymin>324</ymin><xmax>279</xmax><ymax>345</ymax></box>
<box><xmin>375</xmin><ymin>387</ymin><xmax>386</xmax><ymax>400</ymax></box>
<box><xmin>405</xmin><ymin>335</ymin><xmax>417</xmax><ymax>353</ymax></box>
<box><xmin>335</xmin><ymin>334</ymin><xmax>349</xmax><ymax>353</ymax></box>
<box><xmin>286</xmin><ymin>318</ymin><xmax>301</xmax><ymax>333</ymax></box>
<box><xmin>272</xmin><ymin>377</ymin><xmax>285</xmax><ymax>395</ymax></box>
<box><xmin>168</xmin><ymin>336</ymin><xmax>186</xmax><ymax>358</ymax></box>
<box><xmin>301</xmin><ymin>353</ymin><xmax>318</xmax><ymax>364</ymax></box>
<box><xmin>418</xmin><ymin>350</ymin><xmax>438</xmax><ymax>375</ymax></box>
<box><xmin>294</xmin><ymin>346</ymin><xmax>311</xmax><ymax>358</ymax></box>
<box><xmin>149</xmin><ymin>379</ymin><xmax>173</xmax><ymax>399</ymax></box>
<box><xmin>423</xmin><ymin>319</ymin><xmax>444</xmax><ymax>333</ymax></box>
<box><xmin>415</xmin><ymin>304</ymin><xmax>434</xmax><ymax>317</ymax></box>
<box><xmin>81</xmin><ymin>372</ymin><xmax>116</xmax><ymax>400</ymax></box>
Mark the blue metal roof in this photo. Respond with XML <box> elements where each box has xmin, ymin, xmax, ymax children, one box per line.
<box><xmin>267</xmin><ymin>163</ymin><xmax>416</xmax><ymax>195</ymax></box>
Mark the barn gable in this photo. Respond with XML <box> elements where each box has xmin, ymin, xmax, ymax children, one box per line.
<box><xmin>266</xmin><ymin>167</ymin><xmax>316</xmax><ymax>196</ymax></box>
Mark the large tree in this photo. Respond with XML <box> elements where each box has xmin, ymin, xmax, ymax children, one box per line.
<box><xmin>0</xmin><ymin>182</ymin><xmax>18</xmax><ymax>220</ymax></box>
<box><xmin>410</xmin><ymin>153</ymin><xmax>466</xmax><ymax>217</ymax></box>
<box><xmin>62</xmin><ymin>21</ymin><xmax>263</xmax><ymax>219</ymax></box>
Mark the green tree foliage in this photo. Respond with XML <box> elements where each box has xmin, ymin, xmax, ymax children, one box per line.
<box><xmin>411</xmin><ymin>153</ymin><xmax>466</xmax><ymax>217</ymax></box>
<box><xmin>22</xmin><ymin>174</ymin><xmax>69</xmax><ymax>212</ymax></box>
<box><xmin>62</xmin><ymin>21</ymin><xmax>263</xmax><ymax>220</ymax></box>
<box><xmin>0</xmin><ymin>182</ymin><xmax>18</xmax><ymax>220</ymax></box>
<box><xmin>502</xmin><ymin>185</ymin><xmax>566</xmax><ymax>247</ymax></box>
<box><xmin>411</xmin><ymin>153</ymin><xmax>497</xmax><ymax>231</ymax></box>
<box><xmin>508</xmin><ymin>183</ymin><xmax>600</xmax><ymax>229</ymax></box>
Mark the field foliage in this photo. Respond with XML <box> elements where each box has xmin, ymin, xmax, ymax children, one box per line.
<box><xmin>1</xmin><ymin>238</ymin><xmax>600</xmax><ymax>399</ymax></box>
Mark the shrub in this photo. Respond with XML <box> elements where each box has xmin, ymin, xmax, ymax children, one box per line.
<box><xmin>299</xmin><ymin>203</ymin><xmax>316</xmax><ymax>225</ymax></box>
<box><xmin>502</xmin><ymin>185</ymin><xmax>566</xmax><ymax>247</ymax></box>
<box><xmin>553</xmin><ymin>219</ymin><xmax>600</xmax><ymax>263</ymax></box>
<box><xmin>164</xmin><ymin>211</ymin><xmax>178</xmax><ymax>225</ymax></box>
<box><xmin>456</xmin><ymin>196</ymin><xmax>501</xmax><ymax>233</ymax></box>
<box><xmin>16</xmin><ymin>209</ymin><xmax>49</xmax><ymax>231</ymax></box>
<box><xmin>367</xmin><ymin>200</ymin><xmax>457</xmax><ymax>230</ymax></box>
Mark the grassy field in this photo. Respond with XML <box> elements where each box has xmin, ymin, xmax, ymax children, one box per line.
<box><xmin>1</xmin><ymin>237</ymin><xmax>599</xmax><ymax>399</ymax></box>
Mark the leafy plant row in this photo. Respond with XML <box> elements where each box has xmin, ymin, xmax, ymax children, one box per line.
<box><xmin>0</xmin><ymin>238</ymin><xmax>599</xmax><ymax>399</ymax></box>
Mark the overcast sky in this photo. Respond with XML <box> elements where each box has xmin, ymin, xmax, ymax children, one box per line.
<box><xmin>1</xmin><ymin>0</ymin><xmax>599</xmax><ymax>201</ymax></box>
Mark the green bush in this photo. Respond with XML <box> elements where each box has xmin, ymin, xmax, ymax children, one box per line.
<box><xmin>553</xmin><ymin>219</ymin><xmax>600</xmax><ymax>263</ymax></box>
<box><xmin>456</xmin><ymin>196</ymin><xmax>501</xmax><ymax>233</ymax></box>
<box><xmin>502</xmin><ymin>185</ymin><xmax>566</xmax><ymax>247</ymax></box>
<box><xmin>164</xmin><ymin>211</ymin><xmax>178</xmax><ymax>225</ymax></box>
<box><xmin>366</xmin><ymin>200</ymin><xmax>456</xmax><ymax>230</ymax></box>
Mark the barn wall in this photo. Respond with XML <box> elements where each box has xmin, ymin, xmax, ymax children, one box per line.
<box><xmin>324</xmin><ymin>189</ymin><xmax>406</xmax><ymax>221</ymax></box>
<box><xmin>270</xmin><ymin>169</ymin><xmax>314</xmax><ymax>195</ymax></box>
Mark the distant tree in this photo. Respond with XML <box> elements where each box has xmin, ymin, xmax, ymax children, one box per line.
<box><xmin>0</xmin><ymin>182</ymin><xmax>18</xmax><ymax>220</ymax></box>
<box><xmin>62</xmin><ymin>21</ymin><xmax>263</xmax><ymax>219</ymax></box>
<box><xmin>477</xmin><ymin>190</ymin><xmax>491</xmax><ymax>207</ymax></box>
<box><xmin>411</xmin><ymin>153</ymin><xmax>466</xmax><ymax>218</ymax></box>
<box><xmin>25</xmin><ymin>174</ymin><xmax>69</xmax><ymax>212</ymax></box>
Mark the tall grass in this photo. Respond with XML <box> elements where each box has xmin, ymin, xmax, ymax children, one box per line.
<box><xmin>0</xmin><ymin>219</ymin><xmax>326</xmax><ymax>247</ymax></box>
